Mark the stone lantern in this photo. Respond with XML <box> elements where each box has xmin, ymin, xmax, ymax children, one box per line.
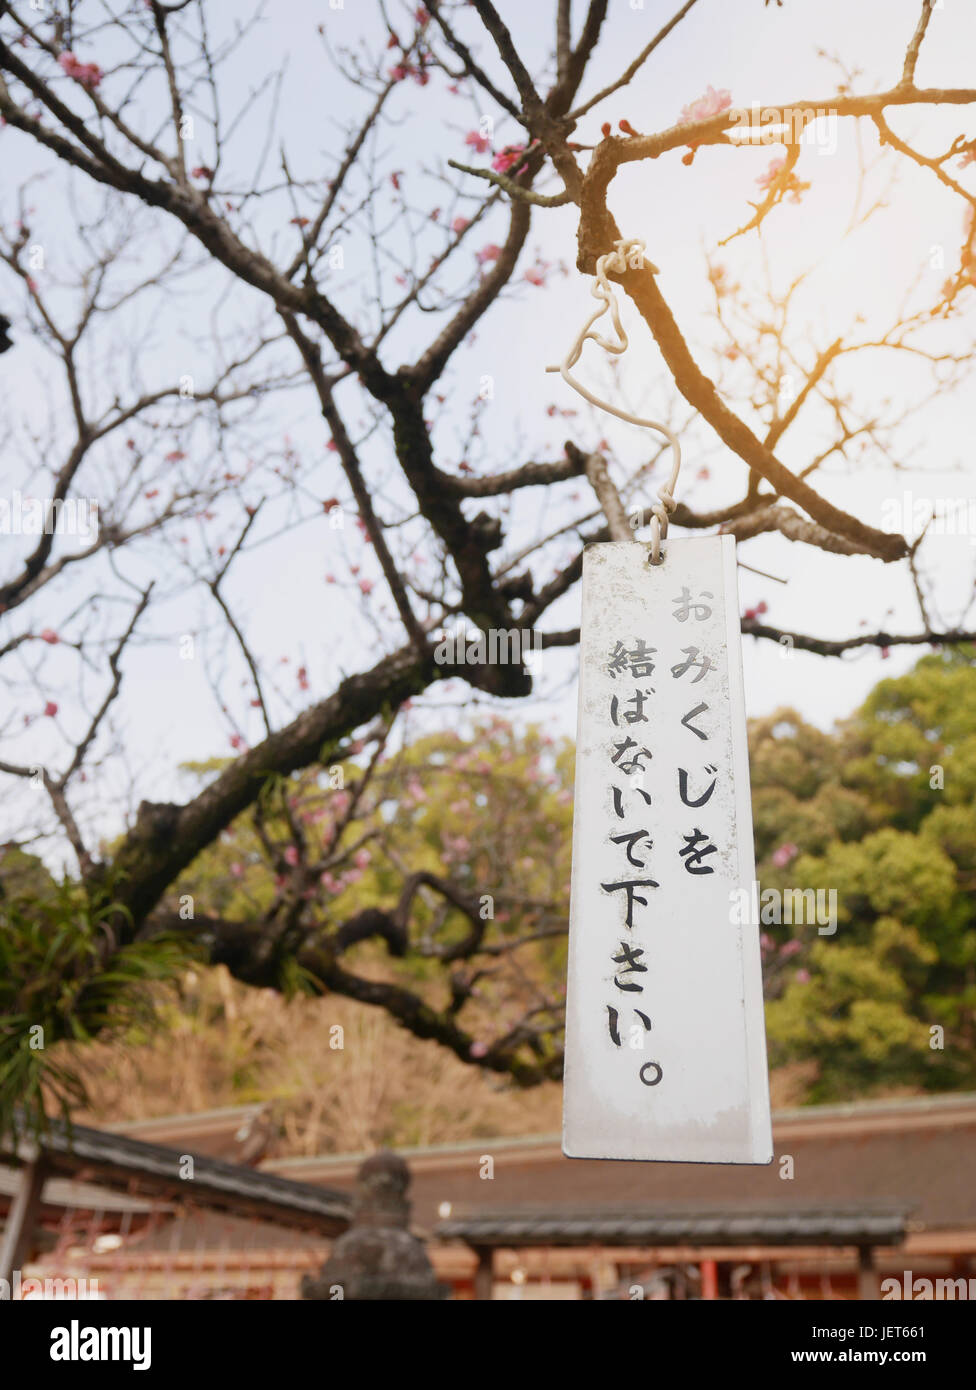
<box><xmin>303</xmin><ymin>1150</ymin><xmax>446</xmax><ymax>1301</ymax></box>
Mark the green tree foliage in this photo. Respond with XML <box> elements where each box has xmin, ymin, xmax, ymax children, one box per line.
<box><xmin>163</xmin><ymin>717</ymin><xmax>574</xmax><ymax>1074</ymax></box>
<box><xmin>761</xmin><ymin>648</ymin><xmax>976</xmax><ymax>1099</ymax></box>
<box><xmin>6</xmin><ymin>651</ymin><xmax>976</xmax><ymax>1120</ymax></box>
<box><xmin>174</xmin><ymin>717</ymin><xmax>573</xmax><ymax>984</ymax></box>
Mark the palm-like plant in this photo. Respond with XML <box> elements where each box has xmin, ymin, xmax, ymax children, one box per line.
<box><xmin>0</xmin><ymin>876</ymin><xmax>194</xmax><ymax>1140</ymax></box>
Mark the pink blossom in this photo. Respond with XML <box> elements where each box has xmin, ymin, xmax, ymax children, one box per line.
<box><xmin>524</xmin><ymin>263</ymin><xmax>547</xmax><ymax>286</ymax></box>
<box><xmin>795</xmin><ymin>969</ymin><xmax>811</xmax><ymax>983</ymax></box>
<box><xmin>358</xmin><ymin>579</ymin><xmax>374</xmax><ymax>595</ymax></box>
<box><xmin>39</xmin><ymin>628</ymin><xmax>59</xmax><ymax>644</ymax></box>
<box><xmin>464</xmin><ymin>130</ymin><xmax>490</xmax><ymax>155</ymax></box>
<box><xmin>451</xmin><ymin>216</ymin><xmax>470</xmax><ymax>234</ymax></box>
<box><xmin>756</xmin><ymin>156</ymin><xmax>787</xmax><ymax>191</ymax></box>
<box><xmin>476</xmin><ymin>243</ymin><xmax>502</xmax><ymax>265</ymax></box>
<box><xmin>230</xmin><ymin>862</ymin><xmax>244</xmax><ymax>878</ymax></box>
<box><xmin>284</xmin><ymin>845</ymin><xmax>300</xmax><ymax>866</ymax></box>
<box><xmin>389</xmin><ymin>60</ymin><xmax>429</xmax><ymax>85</ymax></box>
<box><xmin>771</xmin><ymin>842</ymin><xmax>798</xmax><ymax>868</ymax></box>
<box><xmin>680</xmin><ymin>85</ymin><xmax>733</xmax><ymax>124</ymax></box>
<box><xmin>320</xmin><ymin>871</ymin><xmax>340</xmax><ymax>892</ymax></box>
<box><xmin>780</xmin><ymin>939</ymin><xmax>803</xmax><ymax>958</ymax></box>
<box><xmin>297</xmin><ymin>665</ymin><xmax>309</xmax><ymax>691</ymax></box>
<box><xmin>492</xmin><ymin>144</ymin><xmax>526</xmax><ymax>174</ymax></box>
<box><xmin>229</xmin><ymin>733</ymin><xmax>244</xmax><ymax>750</ymax></box>
<box><xmin>58</xmin><ymin>52</ymin><xmax>103</xmax><ymax>90</ymax></box>
<box><xmin>469</xmin><ymin>1041</ymin><xmax>488</xmax><ymax>1059</ymax></box>
<box><xmin>43</xmin><ymin>700</ymin><xmax>58</xmax><ymax>717</ymax></box>
<box><xmin>354</xmin><ymin>849</ymin><xmax>370</xmax><ymax>869</ymax></box>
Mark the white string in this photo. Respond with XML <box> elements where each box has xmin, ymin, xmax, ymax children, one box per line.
<box><xmin>546</xmin><ymin>236</ymin><xmax>681</xmax><ymax>564</ymax></box>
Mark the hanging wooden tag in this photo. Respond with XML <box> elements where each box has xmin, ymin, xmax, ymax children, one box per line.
<box><xmin>562</xmin><ymin>536</ymin><xmax>772</xmax><ymax>1164</ymax></box>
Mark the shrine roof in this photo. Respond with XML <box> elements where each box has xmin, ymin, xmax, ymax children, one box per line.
<box><xmin>435</xmin><ymin>1202</ymin><xmax>911</xmax><ymax>1248</ymax></box>
<box><xmin>0</xmin><ymin>1117</ymin><xmax>352</xmax><ymax>1235</ymax></box>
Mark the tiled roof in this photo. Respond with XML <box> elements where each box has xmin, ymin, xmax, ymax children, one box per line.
<box><xmin>101</xmin><ymin>1103</ymin><xmax>267</xmax><ymax>1160</ymax></box>
<box><xmin>436</xmin><ymin>1202</ymin><xmax>911</xmax><ymax>1248</ymax></box>
<box><xmin>0</xmin><ymin>1118</ymin><xmax>351</xmax><ymax>1235</ymax></box>
<box><xmin>266</xmin><ymin>1093</ymin><xmax>976</xmax><ymax>1236</ymax></box>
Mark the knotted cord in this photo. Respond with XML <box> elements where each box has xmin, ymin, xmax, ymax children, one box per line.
<box><xmin>546</xmin><ymin>237</ymin><xmax>681</xmax><ymax>564</ymax></box>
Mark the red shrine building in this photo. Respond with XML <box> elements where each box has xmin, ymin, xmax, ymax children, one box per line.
<box><xmin>2</xmin><ymin>1092</ymin><xmax>975</xmax><ymax>1300</ymax></box>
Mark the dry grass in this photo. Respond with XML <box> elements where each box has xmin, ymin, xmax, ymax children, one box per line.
<box><xmin>70</xmin><ymin>969</ymin><xmax>843</xmax><ymax>1156</ymax></box>
<box><xmin>74</xmin><ymin>966</ymin><xmax>563</xmax><ymax>1156</ymax></box>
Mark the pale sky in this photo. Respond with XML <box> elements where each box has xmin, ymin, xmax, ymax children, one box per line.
<box><xmin>1</xmin><ymin>0</ymin><xmax>975</xmax><ymax>863</ymax></box>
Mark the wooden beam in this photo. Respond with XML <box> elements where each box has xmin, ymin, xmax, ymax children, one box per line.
<box><xmin>473</xmin><ymin>1246</ymin><xmax>493</xmax><ymax>1302</ymax></box>
<box><xmin>0</xmin><ymin>1159</ymin><xmax>48</xmax><ymax>1287</ymax></box>
<box><xmin>857</xmin><ymin>1246</ymin><xmax>878</xmax><ymax>1300</ymax></box>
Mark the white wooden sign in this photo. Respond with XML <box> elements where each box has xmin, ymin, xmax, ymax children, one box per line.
<box><xmin>562</xmin><ymin>536</ymin><xmax>772</xmax><ymax>1164</ymax></box>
